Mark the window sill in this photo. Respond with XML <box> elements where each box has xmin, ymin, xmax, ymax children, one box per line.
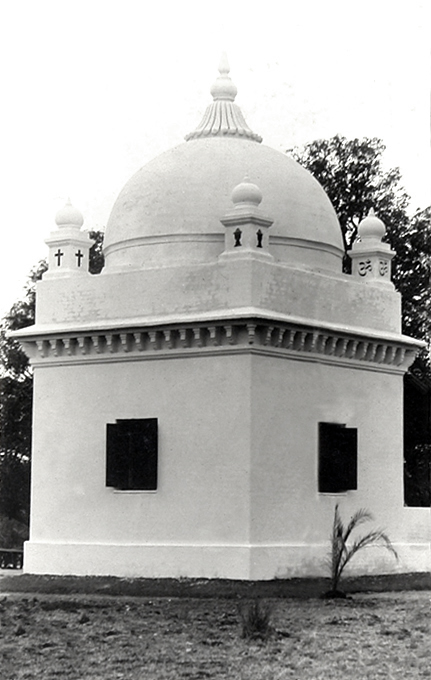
<box><xmin>109</xmin><ymin>488</ymin><xmax>158</xmax><ymax>494</ymax></box>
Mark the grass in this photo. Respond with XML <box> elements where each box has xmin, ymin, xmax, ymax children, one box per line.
<box><xmin>239</xmin><ymin>599</ymin><xmax>274</xmax><ymax>640</ymax></box>
<box><xmin>1</xmin><ymin>590</ymin><xmax>431</xmax><ymax>678</ymax></box>
<box><xmin>1</xmin><ymin>573</ymin><xmax>431</xmax><ymax>677</ymax></box>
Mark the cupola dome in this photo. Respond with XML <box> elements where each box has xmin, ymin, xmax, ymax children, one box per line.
<box><xmin>103</xmin><ymin>59</ymin><xmax>344</xmax><ymax>274</ymax></box>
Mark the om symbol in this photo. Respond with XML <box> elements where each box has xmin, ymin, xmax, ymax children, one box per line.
<box><xmin>358</xmin><ymin>260</ymin><xmax>373</xmax><ymax>277</ymax></box>
<box><xmin>379</xmin><ymin>260</ymin><xmax>389</xmax><ymax>276</ymax></box>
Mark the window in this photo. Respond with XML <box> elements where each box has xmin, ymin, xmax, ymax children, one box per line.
<box><xmin>318</xmin><ymin>422</ymin><xmax>357</xmax><ymax>493</ymax></box>
<box><xmin>403</xmin><ymin>372</ymin><xmax>431</xmax><ymax>507</ymax></box>
<box><xmin>106</xmin><ymin>418</ymin><xmax>158</xmax><ymax>491</ymax></box>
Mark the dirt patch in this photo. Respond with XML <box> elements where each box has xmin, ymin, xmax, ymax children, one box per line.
<box><xmin>2</xmin><ymin>571</ymin><xmax>431</xmax><ymax>599</ymax></box>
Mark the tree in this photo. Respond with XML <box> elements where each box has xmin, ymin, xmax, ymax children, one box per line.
<box><xmin>288</xmin><ymin>136</ymin><xmax>411</xmax><ymax>250</ymax></box>
<box><xmin>88</xmin><ymin>230</ymin><xmax>105</xmax><ymax>276</ymax></box>
<box><xmin>0</xmin><ymin>231</ymin><xmax>104</xmax><ymax>532</ymax></box>
<box><xmin>391</xmin><ymin>206</ymin><xmax>431</xmax><ymax>344</ymax></box>
<box><xmin>289</xmin><ymin>136</ymin><xmax>431</xmax><ymax>506</ymax></box>
<box><xmin>288</xmin><ymin>135</ymin><xmax>431</xmax><ymax>354</ymax></box>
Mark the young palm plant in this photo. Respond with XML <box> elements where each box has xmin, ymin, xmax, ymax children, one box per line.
<box><xmin>325</xmin><ymin>504</ymin><xmax>398</xmax><ymax>598</ymax></box>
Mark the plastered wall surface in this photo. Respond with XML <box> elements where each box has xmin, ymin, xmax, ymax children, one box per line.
<box><xmin>25</xmin><ymin>348</ymin><xmax>429</xmax><ymax>578</ymax></box>
<box><xmin>34</xmin><ymin>259</ymin><xmax>401</xmax><ymax>335</ymax></box>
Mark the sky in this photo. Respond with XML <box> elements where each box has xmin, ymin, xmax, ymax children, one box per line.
<box><xmin>0</xmin><ymin>0</ymin><xmax>430</xmax><ymax>319</ymax></box>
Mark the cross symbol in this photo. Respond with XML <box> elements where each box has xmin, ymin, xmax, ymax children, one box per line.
<box><xmin>75</xmin><ymin>250</ymin><xmax>84</xmax><ymax>267</ymax></box>
<box><xmin>55</xmin><ymin>249</ymin><xmax>64</xmax><ymax>266</ymax></box>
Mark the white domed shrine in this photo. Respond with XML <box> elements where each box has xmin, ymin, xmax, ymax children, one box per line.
<box><xmin>14</xmin><ymin>58</ymin><xmax>428</xmax><ymax>580</ymax></box>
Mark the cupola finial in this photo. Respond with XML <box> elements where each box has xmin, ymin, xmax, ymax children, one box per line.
<box><xmin>55</xmin><ymin>198</ymin><xmax>84</xmax><ymax>229</ymax></box>
<box><xmin>219</xmin><ymin>175</ymin><xmax>273</xmax><ymax>261</ymax></box>
<box><xmin>44</xmin><ymin>199</ymin><xmax>94</xmax><ymax>279</ymax></box>
<box><xmin>350</xmin><ymin>207</ymin><xmax>394</xmax><ymax>285</ymax></box>
<box><xmin>357</xmin><ymin>207</ymin><xmax>386</xmax><ymax>241</ymax></box>
<box><xmin>231</xmin><ymin>175</ymin><xmax>263</xmax><ymax>208</ymax></box>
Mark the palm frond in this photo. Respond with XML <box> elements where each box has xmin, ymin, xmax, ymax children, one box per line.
<box><xmin>327</xmin><ymin>505</ymin><xmax>398</xmax><ymax>594</ymax></box>
<box><xmin>339</xmin><ymin>529</ymin><xmax>398</xmax><ymax>574</ymax></box>
<box><xmin>343</xmin><ymin>509</ymin><xmax>374</xmax><ymax>542</ymax></box>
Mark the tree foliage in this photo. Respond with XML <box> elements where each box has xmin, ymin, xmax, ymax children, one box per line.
<box><xmin>0</xmin><ymin>231</ymin><xmax>104</xmax><ymax>530</ymax></box>
<box><xmin>289</xmin><ymin>136</ymin><xmax>431</xmax><ymax>506</ymax></box>
<box><xmin>288</xmin><ymin>136</ymin><xmax>411</xmax><ymax>248</ymax></box>
<box><xmin>288</xmin><ymin>135</ymin><xmax>431</xmax><ymax>351</ymax></box>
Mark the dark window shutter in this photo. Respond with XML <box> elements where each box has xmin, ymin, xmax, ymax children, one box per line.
<box><xmin>338</xmin><ymin>427</ymin><xmax>357</xmax><ymax>491</ymax></box>
<box><xmin>141</xmin><ymin>418</ymin><xmax>158</xmax><ymax>490</ymax></box>
<box><xmin>107</xmin><ymin>419</ymin><xmax>158</xmax><ymax>491</ymax></box>
<box><xmin>106</xmin><ymin>423</ymin><xmax>129</xmax><ymax>489</ymax></box>
<box><xmin>319</xmin><ymin>422</ymin><xmax>357</xmax><ymax>493</ymax></box>
<box><xmin>319</xmin><ymin>423</ymin><xmax>339</xmax><ymax>493</ymax></box>
<box><xmin>117</xmin><ymin>419</ymin><xmax>158</xmax><ymax>490</ymax></box>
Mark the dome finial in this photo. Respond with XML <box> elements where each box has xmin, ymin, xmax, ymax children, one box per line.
<box><xmin>218</xmin><ymin>52</ymin><xmax>230</xmax><ymax>75</ymax></box>
<box><xmin>210</xmin><ymin>54</ymin><xmax>237</xmax><ymax>102</ymax></box>
<box><xmin>185</xmin><ymin>57</ymin><xmax>262</xmax><ymax>143</ymax></box>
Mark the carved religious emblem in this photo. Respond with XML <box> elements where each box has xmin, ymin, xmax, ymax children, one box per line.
<box><xmin>379</xmin><ymin>260</ymin><xmax>389</xmax><ymax>276</ymax></box>
<box><xmin>358</xmin><ymin>260</ymin><xmax>373</xmax><ymax>277</ymax></box>
<box><xmin>54</xmin><ymin>249</ymin><xmax>64</xmax><ymax>266</ymax></box>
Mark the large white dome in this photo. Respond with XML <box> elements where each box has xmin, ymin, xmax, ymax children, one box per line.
<box><xmin>104</xmin><ymin>60</ymin><xmax>344</xmax><ymax>274</ymax></box>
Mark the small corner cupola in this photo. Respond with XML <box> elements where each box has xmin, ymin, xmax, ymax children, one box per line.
<box><xmin>185</xmin><ymin>54</ymin><xmax>262</xmax><ymax>143</ymax></box>
<box><xmin>350</xmin><ymin>208</ymin><xmax>395</xmax><ymax>285</ymax></box>
<box><xmin>44</xmin><ymin>199</ymin><xmax>94</xmax><ymax>279</ymax></box>
<box><xmin>219</xmin><ymin>176</ymin><xmax>273</xmax><ymax>261</ymax></box>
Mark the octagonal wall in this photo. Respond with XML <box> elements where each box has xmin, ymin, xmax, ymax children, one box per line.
<box><xmin>24</xmin><ymin>347</ymin><xmax>429</xmax><ymax>579</ymax></box>
<box><xmin>26</xmin><ymin>353</ymin><xmax>252</xmax><ymax>577</ymax></box>
<box><xmin>248</xmin><ymin>353</ymin><xmax>424</xmax><ymax>578</ymax></box>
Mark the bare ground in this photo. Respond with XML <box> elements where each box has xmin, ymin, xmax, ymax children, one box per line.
<box><xmin>2</xmin><ymin>570</ymin><xmax>431</xmax><ymax>599</ymax></box>
<box><xmin>0</xmin><ymin>573</ymin><xmax>431</xmax><ymax>678</ymax></box>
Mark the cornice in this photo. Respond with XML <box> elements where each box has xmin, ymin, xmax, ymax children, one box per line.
<box><xmin>17</xmin><ymin>317</ymin><xmax>421</xmax><ymax>374</ymax></box>
<box><xmin>12</xmin><ymin>308</ymin><xmax>415</xmax><ymax>343</ymax></box>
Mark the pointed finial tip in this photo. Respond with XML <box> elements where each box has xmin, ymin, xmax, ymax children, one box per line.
<box><xmin>368</xmin><ymin>207</ymin><xmax>376</xmax><ymax>217</ymax></box>
<box><xmin>210</xmin><ymin>54</ymin><xmax>237</xmax><ymax>101</ymax></box>
<box><xmin>218</xmin><ymin>52</ymin><xmax>230</xmax><ymax>75</ymax></box>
